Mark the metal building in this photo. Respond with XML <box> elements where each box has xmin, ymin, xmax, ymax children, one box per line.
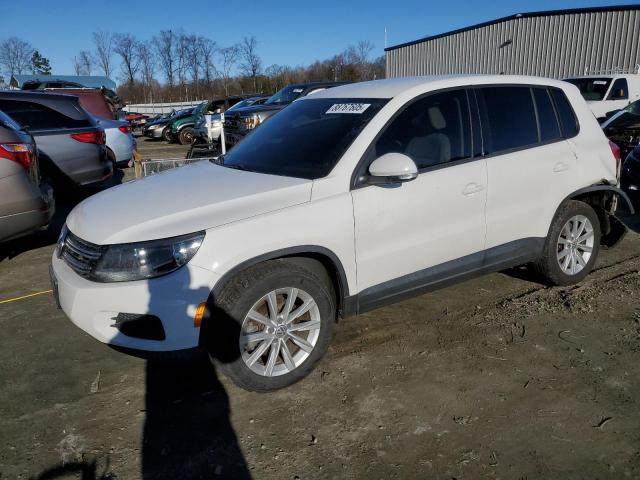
<box><xmin>385</xmin><ymin>5</ymin><xmax>640</xmax><ymax>79</ymax></box>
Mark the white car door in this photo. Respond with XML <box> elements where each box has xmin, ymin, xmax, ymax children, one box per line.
<box><xmin>476</xmin><ymin>86</ymin><xmax>579</xmax><ymax>250</ymax></box>
<box><xmin>351</xmin><ymin>89</ymin><xmax>487</xmax><ymax>304</ymax></box>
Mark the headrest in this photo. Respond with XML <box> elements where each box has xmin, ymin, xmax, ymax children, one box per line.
<box><xmin>428</xmin><ymin>106</ymin><xmax>446</xmax><ymax>130</ymax></box>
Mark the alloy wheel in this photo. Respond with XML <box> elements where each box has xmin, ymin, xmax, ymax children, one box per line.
<box><xmin>556</xmin><ymin>214</ymin><xmax>594</xmax><ymax>275</ymax></box>
<box><xmin>240</xmin><ymin>287</ymin><xmax>321</xmax><ymax>377</ymax></box>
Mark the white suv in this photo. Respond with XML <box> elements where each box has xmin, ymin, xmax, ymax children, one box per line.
<box><xmin>51</xmin><ymin>76</ymin><xmax>632</xmax><ymax>392</ymax></box>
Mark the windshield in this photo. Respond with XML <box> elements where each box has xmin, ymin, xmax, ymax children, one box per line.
<box><xmin>623</xmin><ymin>98</ymin><xmax>640</xmax><ymax>115</ymax></box>
<box><xmin>222</xmin><ymin>98</ymin><xmax>387</xmax><ymax>179</ymax></box>
<box><xmin>564</xmin><ymin>77</ymin><xmax>612</xmax><ymax>101</ymax></box>
<box><xmin>229</xmin><ymin>99</ymin><xmax>257</xmax><ymax>111</ymax></box>
<box><xmin>265</xmin><ymin>85</ymin><xmax>306</xmax><ymax>105</ymax></box>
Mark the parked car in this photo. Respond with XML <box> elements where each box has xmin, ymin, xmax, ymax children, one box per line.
<box><xmin>52</xmin><ymin>76</ymin><xmax>630</xmax><ymax>392</ymax></box>
<box><xmin>124</xmin><ymin>112</ymin><xmax>148</xmax><ymax>130</ymax></box>
<box><xmin>621</xmin><ymin>142</ymin><xmax>640</xmax><ymax>204</ymax></box>
<box><xmin>142</xmin><ymin>108</ymin><xmax>194</xmax><ymax>142</ymax></box>
<box><xmin>192</xmin><ymin>96</ymin><xmax>268</xmax><ymax>144</ymax></box>
<box><xmin>563</xmin><ymin>73</ymin><xmax>640</xmax><ymax>120</ymax></box>
<box><xmin>0</xmin><ymin>92</ymin><xmax>111</xmax><ymax>188</ymax></box>
<box><xmin>171</xmin><ymin>96</ymin><xmax>253</xmax><ymax>145</ymax></box>
<box><xmin>223</xmin><ymin>81</ymin><xmax>350</xmax><ymax>147</ymax></box>
<box><xmin>601</xmin><ymin>98</ymin><xmax>640</xmax><ymax>161</ymax></box>
<box><xmin>0</xmin><ymin>110</ymin><xmax>54</xmax><ymax>242</ymax></box>
<box><xmin>38</xmin><ymin>89</ymin><xmax>135</xmax><ymax>168</ymax></box>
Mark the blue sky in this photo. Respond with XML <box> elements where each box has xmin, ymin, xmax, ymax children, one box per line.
<box><xmin>2</xmin><ymin>0</ymin><xmax>637</xmax><ymax>83</ymax></box>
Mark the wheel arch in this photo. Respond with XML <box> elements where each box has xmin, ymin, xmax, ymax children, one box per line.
<box><xmin>561</xmin><ymin>183</ymin><xmax>632</xmax><ymax>247</ymax></box>
<box><xmin>205</xmin><ymin>245</ymin><xmax>349</xmax><ymax>318</ymax></box>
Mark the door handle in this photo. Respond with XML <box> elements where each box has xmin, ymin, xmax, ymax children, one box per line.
<box><xmin>462</xmin><ymin>183</ymin><xmax>484</xmax><ymax>196</ymax></box>
<box><xmin>553</xmin><ymin>162</ymin><xmax>569</xmax><ymax>173</ymax></box>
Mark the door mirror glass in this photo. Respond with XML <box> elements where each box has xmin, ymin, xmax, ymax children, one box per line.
<box><xmin>367</xmin><ymin>153</ymin><xmax>418</xmax><ymax>184</ymax></box>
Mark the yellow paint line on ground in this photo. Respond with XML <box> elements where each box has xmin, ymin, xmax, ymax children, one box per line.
<box><xmin>0</xmin><ymin>290</ymin><xmax>53</xmax><ymax>305</ymax></box>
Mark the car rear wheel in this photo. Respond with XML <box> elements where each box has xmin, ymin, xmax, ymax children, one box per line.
<box><xmin>178</xmin><ymin>127</ymin><xmax>194</xmax><ymax>145</ymax></box>
<box><xmin>208</xmin><ymin>258</ymin><xmax>336</xmax><ymax>392</ymax></box>
<box><xmin>533</xmin><ymin>200</ymin><xmax>601</xmax><ymax>286</ymax></box>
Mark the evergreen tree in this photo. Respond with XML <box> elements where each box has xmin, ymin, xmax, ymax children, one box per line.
<box><xmin>31</xmin><ymin>51</ymin><xmax>51</xmax><ymax>75</ymax></box>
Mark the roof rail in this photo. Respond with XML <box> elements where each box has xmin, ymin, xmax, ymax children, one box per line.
<box><xmin>582</xmin><ymin>65</ymin><xmax>640</xmax><ymax>75</ymax></box>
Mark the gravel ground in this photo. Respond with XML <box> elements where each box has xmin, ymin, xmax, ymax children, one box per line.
<box><xmin>0</xmin><ymin>139</ymin><xmax>639</xmax><ymax>479</ymax></box>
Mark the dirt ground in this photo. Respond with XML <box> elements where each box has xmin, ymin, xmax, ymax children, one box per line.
<box><xmin>1</xmin><ymin>138</ymin><xmax>639</xmax><ymax>479</ymax></box>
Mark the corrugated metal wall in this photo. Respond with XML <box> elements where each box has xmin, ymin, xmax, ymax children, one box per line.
<box><xmin>386</xmin><ymin>9</ymin><xmax>640</xmax><ymax>79</ymax></box>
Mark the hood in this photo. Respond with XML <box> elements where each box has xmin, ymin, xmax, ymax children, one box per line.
<box><xmin>66</xmin><ymin>161</ymin><xmax>312</xmax><ymax>244</ymax></box>
<box><xmin>227</xmin><ymin>103</ymin><xmax>286</xmax><ymax>117</ymax></box>
<box><xmin>146</xmin><ymin>117</ymin><xmax>172</xmax><ymax>127</ymax></box>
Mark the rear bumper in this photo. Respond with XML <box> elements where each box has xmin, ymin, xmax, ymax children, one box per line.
<box><xmin>0</xmin><ymin>177</ymin><xmax>54</xmax><ymax>242</ymax></box>
<box><xmin>0</xmin><ymin>185</ymin><xmax>54</xmax><ymax>241</ymax></box>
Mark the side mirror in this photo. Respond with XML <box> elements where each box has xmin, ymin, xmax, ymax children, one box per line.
<box><xmin>367</xmin><ymin>153</ymin><xmax>418</xmax><ymax>185</ymax></box>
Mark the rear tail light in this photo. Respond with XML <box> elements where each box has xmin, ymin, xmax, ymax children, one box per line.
<box><xmin>118</xmin><ymin>125</ymin><xmax>132</xmax><ymax>134</ymax></box>
<box><xmin>609</xmin><ymin>140</ymin><xmax>622</xmax><ymax>179</ymax></box>
<box><xmin>0</xmin><ymin>143</ymin><xmax>33</xmax><ymax>170</ymax></box>
<box><xmin>71</xmin><ymin>131</ymin><xmax>106</xmax><ymax>145</ymax></box>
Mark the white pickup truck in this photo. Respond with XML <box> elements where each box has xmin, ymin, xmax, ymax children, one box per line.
<box><xmin>564</xmin><ymin>73</ymin><xmax>640</xmax><ymax>121</ymax></box>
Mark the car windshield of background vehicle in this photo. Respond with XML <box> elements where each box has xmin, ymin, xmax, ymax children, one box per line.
<box><xmin>264</xmin><ymin>86</ymin><xmax>306</xmax><ymax>105</ymax></box>
<box><xmin>564</xmin><ymin>77</ymin><xmax>612</xmax><ymax>101</ymax></box>
<box><xmin>623</xmin><ymin>99</ymin><xmax>640</xmax><ymax>115</ymax></box>
<box><xmin>222</xmin><ymin>98</ymin><xmax>388</xmax><ymax>179</ymax></box>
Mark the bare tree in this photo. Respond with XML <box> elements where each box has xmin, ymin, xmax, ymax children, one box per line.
<box><xmin>199</xmin><ymin>37</ymin><xmax>217</xmax><ymax>87</ymax></box>
<box><xmin>138</xmin><ymin>41</ymin><xmax>156</xmax><ymax>102</ymax></box>
<box><xmin>78</xmin><ymin>50</ymin><xmax>93</xmax><ymax>75</ymax></box>
<box><xmin>72</xmin><ymin>55</ymin><xmax>82</xmax><ymax>75</ymax></box>
<box><xmin>154</xmin><ymin>30</ymin><xmax>176</xmax><ymax>86</ymax></box>
<box><xmin>184</xmin><ymin>34</ymin><xmax>200</xmax><ymax>94</ymax></box>
<box><xmin>175</xmin><ymin>32</ymin><xmax>189</xmax><ymax>87</ymax></box>
<box><xmin>93</xmin><ymin>31</ymin><xmax>113</xmax><ymax>77</ymax></box>
<box><xmin>218</xmin><ymin>45</ymin><xmax>239</xmax><ymax>96</ymax></box>
<box><xmin>113</xmin><ymin>33</ymin><xmax>140</xmax><ymax>85</ymax></box>
<box><xmin>240</xmin><ymin>36</ymin><xmax>262</xmax><ymax>92</ymax></box>
<box><xmin>0</xmin><ymin>37</ymin><xmax>34</xmax><ymax>78</ymax></box>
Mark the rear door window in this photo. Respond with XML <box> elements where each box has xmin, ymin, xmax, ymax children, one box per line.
<box><xmin>477</xmin><ymin>86</ymin><xmax>538</xmax><ymax>154</ymax></box>
<box><xmin>532</xmin><ymin>88</ymin><xmax>562</xmax><ymax>143</ymax></box>
<box><xmin>550</xmin><ymin>89</ymin><xmax>579</xmax><ymax>138</ymax></box>
<box><xmin>0</xmin><ymin>100</ymin><xmax>91</xmax><ymax>131</ymax></box>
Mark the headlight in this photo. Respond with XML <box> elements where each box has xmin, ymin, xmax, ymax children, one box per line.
<box><xmin>148</xmin><ymin>124</ymin><xmax>160</xmax><ymax>130</ymax></box>
<box><xmin>91</xmin><ymin>231</ymin><xmax>205</xmax><ymax>282</ymax></box>
<box><xmin>242</xmin><ymin>114</ymin><xmax>261</xmax><ymax>130</ymax></box>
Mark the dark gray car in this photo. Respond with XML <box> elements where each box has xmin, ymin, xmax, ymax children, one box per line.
<box><xmin>0</xmin><ymin>92</ymin><xmax>112</xmax><ymax>188</ymax></box>
<box><xmin>0</xmin><ymin>110</ymin><xmax>54</xmax><ymax>242</ymax></box>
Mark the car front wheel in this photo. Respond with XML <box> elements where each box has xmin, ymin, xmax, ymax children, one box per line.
<box><xmin>178</xmin><ymin>127</ymin><xmax>194</xmax><ymax>145</ymax></box>
<box><xmin>208</xmin><ymin>258</ymin><xmax>336</xmax><ymax>392</ymax></box>
<box><xmin>534</xmin><ymin>200</ymin><xmax>601</xmax><ymax>286</ymax></box>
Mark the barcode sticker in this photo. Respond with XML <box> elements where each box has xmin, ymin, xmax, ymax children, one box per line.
<box><xmin>326</xmin><ymin>103</ymin><xmax>371</xmax><ymax>114</ymax></box>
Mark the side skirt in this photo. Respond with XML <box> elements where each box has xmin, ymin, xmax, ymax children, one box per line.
<box><xmin>345</xmin><ymin>237</ymin><xmax>545</xmax><ymax>315</ymax></box>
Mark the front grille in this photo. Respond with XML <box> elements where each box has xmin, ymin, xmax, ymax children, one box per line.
<box><xmin>60</xmin><ymin>231</ymin><xmax>103</xmax><ymax>278</ymax></box>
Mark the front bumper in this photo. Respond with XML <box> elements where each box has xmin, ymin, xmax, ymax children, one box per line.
<box><xmin>143</xmin><ymin>127</ymin><xmax>166</xmax><ymax>139</ymax></box>
<box><xmin>51</xmin><ymin>253</ymin><xmax>220</xmax><ymax>352</ymax></box>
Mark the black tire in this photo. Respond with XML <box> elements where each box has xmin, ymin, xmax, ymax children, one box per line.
<box><xmin>207</xmin><ymin>258</ymin><xmax>336</xmax><ymax>392</ymax></box>
<box><xmin>533</xmin><ymin>200</ymin><xmax>601</xmax><ymax>286</ymax></box>
<box><xmin>178</xmin><ymin>127</ymin><xmax>194</xmax><ymax>145</ymax></box>
<box><xmin>162</xmin><ymin>127</ymin><xmax>172</xmax><ymax>142</ymax></box>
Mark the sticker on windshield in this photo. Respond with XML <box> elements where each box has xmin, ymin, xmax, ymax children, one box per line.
<box><xmin>593</xmin><ymin>80</ymin><xmax>608</xmax><ymax>85</ymax></box>
<box><xmin>326</xmin><ymin>103</ymin><xmax>371</xmax><ymax>114</ymax></box>
<box><xmin>293</xmin><ymin>88</ymin><xmax>304</xmax><ymax>93</ymax></box>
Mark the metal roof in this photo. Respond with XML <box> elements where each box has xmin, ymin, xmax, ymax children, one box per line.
<box><xmin>385</xmin><ymin>4</ymin><xmax>640</xmax><ymax>52</ymax></box>
<box><xmin>10</xmin><ymin>74</ymin><xmax>116</xmax><ymax>90</ymax></box>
